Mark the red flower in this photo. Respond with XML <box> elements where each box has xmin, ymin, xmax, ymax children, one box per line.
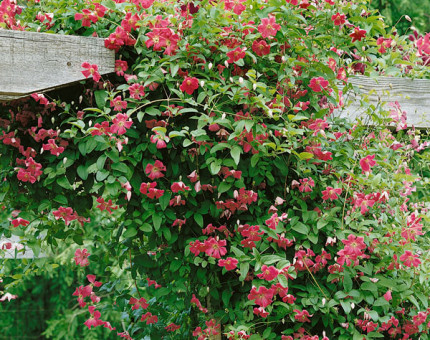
<box><xmin>145</xmin><ymin>160</ymin><xmax>166</xmax><ymax>180</ymax></box>
<box><xmin>331</xmin><ymin>12</ymin><xmax>346</xmax><ymax>26</ymax></box>
<box><xmin>53</xmin><ymin>206</ymin><xmax>78</xmax><ymax>225</ymax></box>
<box><xmin>258</xmin><ymin>16</ymin><xmax>281</xmax><ymax>38</ymax></box>
<box><xmin>247</xmin><ymin>286</ymin><xmax>274</xmax><ymax>308</ymax></box>
<box><xmin>218</xmin><ymin>257</ymin><xmax>238</xmax><ymax>271</ymax></box>
<box><xmin>322</xmin><ymin>186</ymin><xmax>342</xmax><ymax>201</ymax></box>
<box><xmin>257</xmin><ymin>265</ymin><xmax>279</xmax><ymax>281</ymax></box>
<box><xmin>252</xmin><ymin>40</ymin><xmax>271</xmax><ymax>56</ymax></box>
<box><xmin>81</xmin><ymin>62</ymin><xmax>101</xmax><ymax>82</ymax></box>
<box><xmin>293</xmin><ymin>309</ymin><xmax>312</xmax><ymax>323</ymax></box>
<box><xmin>359</xmin><ymin>154</ymin><xmax>376</xmax><ymax>173</ymax></box>
<box><xmin>141</xmin><ymin>312</ymin><xmax>158</xmax><ymax>324</ymax></box>
<box><xmin>110</xmin><ymin>96</ymin><xmax>127</xmax><ymax>112</ymax></box>
<box><xmin>11</xmin><ymin>217</ymin><xmax>30</xmax><ymax>228</ymax></box>
<box><xmin>111</xmin><ymin>113</ymin><xmax>133</xmax><ymax>135</ymax></box>
<box><xmin>171</xmin><ymin>181</ymin><xmax>190</xmax><ymax>193</ymax></box>
<box><xmin>308</xmin><ymin>77</ymin><xmax>329</xmax><ymax>92</ymax></box>
<box><xmin>299</xmin><ymin>178</ymin><xmax>315</xmax><ymax>193</ymax></box>
<box><xmin>115</xmin><ymin>60</ymin><xmax>128</xmax><ymax>76</ymax></box>
<box><xmin>150</xmin><ymin>132</ymin><xmax>169</xmax><ymax>149</ymax></box>
<box><xmin>87</xmin><ymin>274</ymin><xmax>102</xmax><ymax>287</ymax></box>
<box><xmin>253</xmin><ymin>307</ymin><xmax>269</xmax><ymax>318</ymax></box>
<box><xmin>84</xmin><ymin>306</ymin><xmax>104</xmax><ymax>329</ymax></box>
<box><xmin>349</xmin><ymin>26</ymin><xmax>366</xmax><ymax>42</ymax></box>
<box><xmin>180</xmin><ymin>77</ymin><xmax>199</xmax><ymax>95</ymax></box>
<box><xmin>204</xmin><ymin>237</ymin><xmax>227</xmax><ymax>259</ymax></box>
<box><xmin>341</xmin><ymin>234</ymin><xmax>366</xmax><ymax>256</ymax></box>
<box><xmin>129</xmin><ymin>297</ymin><xmax>149</xmax><ymax>310</ymax></box>
<box><xmin>399</xmin><ymin>250</ymin><xmax>421</xmax><ymax>268</ymax></box>
<box><xmin>96</xmin><ymin>197</ymin><xmax>118</xmax><ymax>214</ymax></box>
<box><xmin>74</xmin><ymin>9</ymin><xmax>98</xmax><ymax>27</ymax></box>
<box><xmin>128</xmin><ymin>83</ymin><xmax>145</xmax><ymax>99</ymax></box>
<box><xmin>165</xmin><ymin>323</ymin><xmax>180</xmax><ymax>332</ymax></box>
<box><xmin>384</xmin><ymin>290</ymin><xmax>392</xmax><ymax>302</ymax></box>
<box><xmin>226</xmin><ymin>47</ymin><xmax>246</xmax><ymax>63</ymax></box>
<box><xmin>42</xmin><ymin>139</ymin><xmax>64</xmax><ymax>156</ymax></box>
<box><xmin>74</xmin><ymin>248</ymin><xmax>90</xmax><ymax>267</ymax></box>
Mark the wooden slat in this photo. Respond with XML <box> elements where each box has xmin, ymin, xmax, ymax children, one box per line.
<box><xmin>0</xmin><ymin>30</ymin><xmax>115</xmax><ymax>101</ymax></box>
<box><xmin>335</xmin><ymin>75</ymin><xmax>430</xmax><ymax>128</ymax></box>
<box><xmin>0</xmin><ymin>235</ymin><xmax>46</xmax><ymax>259</ymax></box>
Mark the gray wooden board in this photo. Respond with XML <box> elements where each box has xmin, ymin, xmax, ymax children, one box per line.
<box><xmin>0</xmin><ymin>29</ymin><xmax>115</xmax><ymax>101</ymax></box>
<box><xmin>0</xmin><ymin>235</ymin><xmax>46</xmax><ymax>259</ymax></box>
<box><xmin>334</xmin><ymin>75</ymin><xmax>430</xmax><ymax>128</ymax></box>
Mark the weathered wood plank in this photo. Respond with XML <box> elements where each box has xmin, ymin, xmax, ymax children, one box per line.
<box><xmin>0</xmin><ymin>235</ymin><xmax>46</xmax><ymax>259</ymax></box>
<box><xmin>0</xmin><ymin>30</ymin><xmax>115</xmax><ymax>101</ymax></box>
<box><xmin>335</xmin><ymin>75</ymin><xmax>430</xmax><ymax>128</ymax></box>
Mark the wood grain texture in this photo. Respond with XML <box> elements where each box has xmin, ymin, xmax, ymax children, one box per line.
<box><xmin>0</xmin><ymin>30</ymin><xmax>115</xmax><ymax>101</ymax></box>
<box><xmin>334</xmin><ymin>75</ymin><xmax>430</xmax><ymax>128</ymax></box>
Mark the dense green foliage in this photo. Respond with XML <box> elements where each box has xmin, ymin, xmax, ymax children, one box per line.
<box><xmin>371</xmin><ymin>0</ymin><xmax>430</xmax><ymax>35</ymax></box>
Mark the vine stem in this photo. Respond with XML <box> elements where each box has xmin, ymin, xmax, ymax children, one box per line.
<box><xmin>303</xmin><ymin>261</ymin><xmax>329</xmax><ymax>301</ymax></box>
<box><xmin>129</xmin><ymin>249</ymin><xmax>142</xmax><ymax>298</ymax></box>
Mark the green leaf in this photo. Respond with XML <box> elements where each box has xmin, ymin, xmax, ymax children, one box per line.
<box><xmin>343</xmin><ymin>271</ymin><xmax>353</xmax><ymax>291</ymax></box>
<box><xmin>278</xmin><ymin>274</ymin><xmax>289</xmax><ymax>288</ymax></box>
<box><xmin>153</xmin><ymin>214</ymin><xmax>162</xmax><ymax>231</ymax></box>
<box><xmin>298</xmin><ymin>152</ymin><xmax>314</xmax><ymax>160</ymax></box>
<box><xmin>137</xmin><ymin>111</ymin><xmax>145</xmax><ymax>122</ymax></box>
<box><xmin>159</xmin><ymin>193</ymin><xmax>171</xmax><ymax>211</ymax></box>
<box><xmin>53</xmin><ymin>195</ymin><xmax>68</xmax><ymax>205</ymax></box>
<box><xmin>194</xmin><ymin>213</ymin><xmax>204</xmax><ymax>227</ymax></box>
<box><xmin>291</xmin><ymin>222</ymin><xmax>309</xmax><ymax>234</ymax></box>
<box><xmin>56</xmin><ymin>176</ymin><xmax>72</xmax><ymax>189</ymax></box>
<box><xmin>373</xmin><ymin>297</ymin><xmax>389</xmax><ymax>307</ymax></box>
<box><xmin>163</xmin><ymin>228</ymin><xmax>171</xmax><ymax>241</ymax></box>
<box><xmin>230</xmin><ymin>146</ymin><xmax>242</xmax><ymax>166</ymax></box>
<box><xmin>94</xmin><ymin>90</ymin><xmax>108</xmax><ymax>109</ymax></box>
<box><xmin>239</xmin><ymin>262</ymin><xmax>249</xmax><ymax>281</ymax></box>
<box><xmin>77</xmin><ymin>165</ymin><xmax>88</xmax><ymax>180</ymax></box>
<box><xmin>139</xmin><ymin>223</ymin><xmax>152</xmax><ymax>232</ymax></box>
<box><xmin>96</xmin><ymin>170</ymin><xmax>109</xmax><ymax>182</ymax></box>
<box><xmin>171</xmin><ymin>64</ymin><xmax>179</xmax><ymax>77</ymax></box>
<box><xmin>96</xmin><ymin>155</ymin><xmax>107</xmax><ymax>171</ymax></box>
<box><xmin>210</xmin><ymin>161</ymin><xmax>221</xmax><ymax>175</ymax></box>
<box><xmin>222</xmin><ymin>290</ymin><xmax>231</xmax><ymax>307</ymax></box>
<box><xmin>340</xmin><ymin>300</ymin><xmax>351</xmax><ymax>314</ymax></box>
<box><xmin>123</xmin><ymin>227</ymin><xmax>137</xmax><ymax>238</ymax></box>
<box><xmin>218</xmin><ymin>181</ymin><xmax>231</xmax><ymax>194</ymax></box>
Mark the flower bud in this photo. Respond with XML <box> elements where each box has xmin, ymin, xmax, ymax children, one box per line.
<box><xmin>405</xmin><ymin>15</ymin><xmax>411</xmax><ymax>22</ymax></box>
<box><xmin>63</xmin><ymin>157</ymin><xmax>67</xmax><ymax>165</ymax></box>
<box><xmin>224</xmin><ymin>60</ymin><xmax>229</xmax><ymax>68</ymax></box>
<box><xmin>208</xmin><ymin>62</ymin><xmax>213</xmax><ymax>70</ymax></box>
<box><xmin>200</xmin><ymin>80</ymin><xmax>205</xmax><ymax>87</ymax></box>
<box><xmin>239</xmin><ymin>77</ymin><xmax>244</xmax><ymax>84</ymax></box>
<box><xmin>51</xmin><ymin>117</ymin><xmax>55</xmax><ymax>124</ymax></box>
<box><xmin>322</xmin><ymin>298</ymin><xmax>326</xmax><ymax>306</ymax></box>
<box><xmin>351</xmin><ymin>303</ymin><xmax>355</xmax><ymax>309</ymax></box>
<box><xmin>229</xmin><ymin>77</ymin><xmax>233</xmax><ymax>83</ymax></box>
<box><xmin>253</xmin><ymin>83</ymin><xmax>257</xmax><ymax>90</ymax></box>
<box><xmin>79</xmin><ymin>95</ymin><xmax>83</xmax><ymax>104</ymax></box>
<box><xmin>89</xmin><ymin>120</ymin><xmax>92</xmax><ymax>127</ymax></box>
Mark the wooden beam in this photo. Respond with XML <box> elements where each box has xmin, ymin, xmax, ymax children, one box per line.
<box><xmin>0</xmin><ymin>30</ymin><xmax>115</xmax><ymax>101</ymax></box>
<box><xmin>335</xmin><ymin>75</ymin><xmax>430</xmax><ymax>128</ymax></box>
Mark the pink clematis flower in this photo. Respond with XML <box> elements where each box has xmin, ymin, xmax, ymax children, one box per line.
<box><xmin>74</xmin><ymin>248</ymin><xmax>90</xmax><ymax>267</ymax></box>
